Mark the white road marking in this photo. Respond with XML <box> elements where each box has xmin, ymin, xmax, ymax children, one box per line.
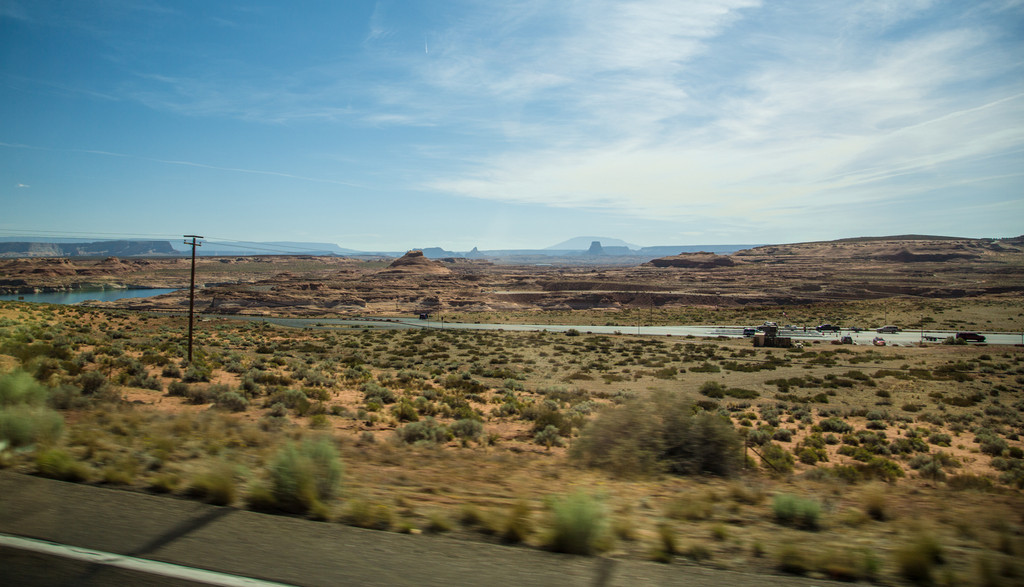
<box><xmin>0</xmin><ymin>533</ymin><xmax>293</xmax><ymax>586</ymax></box>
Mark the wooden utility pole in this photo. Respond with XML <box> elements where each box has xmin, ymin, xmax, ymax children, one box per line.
<box><xmin>184</xmin><ymin>235</ymin><xmax>204</xmax><ymax>364</ymax></box>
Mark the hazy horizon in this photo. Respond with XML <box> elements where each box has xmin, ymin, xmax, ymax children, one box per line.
<box><xmin>2</xmin><ymin>2</ymin><xmax>1022</xmax><ymax>250</ymax></box>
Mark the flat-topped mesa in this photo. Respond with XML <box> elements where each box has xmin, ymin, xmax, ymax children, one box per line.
<box><xmin>645</xmin><ymin>252</ymin><xmax>737</xmax><ymax>269</ymax></box>
<box><xmin>379</xmin><ymin>250</ymin><xmax>452</xmax><ymax>275</ymax></box>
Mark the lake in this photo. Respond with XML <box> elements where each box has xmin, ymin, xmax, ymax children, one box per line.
<box><xmin>0</xmin><ymin>288</ymin><xmax>179</xmax><ymax>304</ymax></box>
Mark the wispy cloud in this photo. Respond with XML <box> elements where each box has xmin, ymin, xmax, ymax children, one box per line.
<box><xmin>414</xmin><ymin>0</ymin><xmax>1024</xmax><ymax>228</ymax></box>
<box><xmin>0</xmin><ymin>141</ymin><xmax>371</xmax><ymax>188</ymax></box>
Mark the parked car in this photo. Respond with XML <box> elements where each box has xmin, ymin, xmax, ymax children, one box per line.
<box><xmin>831</xmin><ymin>336</ymin><xmax>854</xmax><ymax>345</ymax></box>
<box><xmin>872</xmin><ymin>337</ymin><xmax>886</xmax><ymax>346</ymax></box>
<box><xmin>816</xmin><ymin>324</ymin><xmax>841</xmax><ymax>332</ymax></box>
<box><xmin>876</xmin><ymin>325</ymin><xmax>900</xmax><ymax>333</ymax></box>
<box><xmin>955</xmin><ymin>332</ymin><xmax>986</xmax><ymax>342</ymax></box>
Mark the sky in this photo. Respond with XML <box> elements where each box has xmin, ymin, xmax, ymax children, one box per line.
<box><xmin>1</xmin><ymin>0</ymin><xmax>1022</xmax><ymax>252</ymax></box>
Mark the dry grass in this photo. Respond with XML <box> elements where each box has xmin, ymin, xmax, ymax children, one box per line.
<box><xmin>0</xmin><ymin>299</ymin><xmax>1022</xmax><ymax>583</ymax></box>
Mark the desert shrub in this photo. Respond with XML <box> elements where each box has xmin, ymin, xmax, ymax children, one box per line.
<box><xmin>502</xmin><ymin>501</ymin><xmax>533</xmax><ymax>544</ymax></box>
<box><xmin>976</xmin><ymin>433</ymin><xmax>1008</xmax><ymax>457</ymax></box>
<box><xmin>758</xmin><ymin>443</ymin><xmax>795</xmax><ymax>474</ymax></box>
<box><xmin>699</xmin><ymin>381</ymin><xmax>725</xmax><ymax>398</ymax></box>
<box><xmin>187</xmin><ymin>461</ymin><xmax>237</xmax><ymax>506</ymax></box>
<box><xmin>34</xmin><ymin>448</ymin><xmax>89</xmax><ymax>481</ymax></box>
<box><xmin>341</xmin><ymin>499</ymin><xmax>393</xmax><ymax>530</ymax></box>
<box><xmin>746</xmin><ymin>428</ymin><xmax>772</xmax><ymax>446</ymax></box>
<box><xmin>534</xmin><ymin>425</ymin><xmax>564</xmax><ymax>448</ymax></box>
<box><xmin>396</xmin><ymin>418</ymin><xmax>452</xmax><ymax>444</ymax></box>
<box><xmin>450</xmin><ymin>418</ymin><xmax>483</xmax><ymax>441</ymax></box>
<box><xmin>818</xmin><ymin>417</ymin><xmax>853</xmax><ymax>434</ymax></box>
<box><xmin>47</xmin><ymin>384</ymin><xmax>86</xmax><ymax>410</ymax></box>
<box><xmin>167</xmin><ymin>381</ymin><xmax>189</xmax><ymax>397</ymax></box>
<box><xmin>0</xmin><ymin>405</ymin><xmax>64</xmax><ymax>448</ymax></box>
<box><xmin>776</xmin><ymin>542</ymin><xmax>811</xmax><ymax>575</ymax></box>
<box><xmin>894</xmin><ymin>532</ymin><xmax>944</xmax><ymax>585</ymax></box>
<box><xmin>76</xmin><ymin>371</ymin><xmax>110</xmax><ymax>396</ymax></box>
<box><xmin>947</xmin><ymin>474</ymin><xmax>993</xmax><ymax>491</ymax></box>
<box><xmin>0</xmin><ymin>370</ymin><xmax>49</xmax><ymax>407</ymax></box>
<box><xmin>264</xmin><ymin>437</ymin><xmax>343</xmax><ymax>514</ymax></box>
<box><xmin>859</xmin><ymin>456</ymin><xmax>905</xmax><ymax>482</ymax></box>
<box><xmin>266</xmin><ymin>388</ymin><xmax>311</xmax><ymax>415</ymax></box>
<box><xmin>148</xmin><ymin>472</ymin><xmax>181</xmax><ymax>494</ymax></box>
<box><xmin>182</xmin><ymin>364</ymin><xmax>211</xmax><ymax>383</ymax></box>
<box><xmin>889</xmin><ymin>437</ymin><xmax>929</xmax><ymax>455</ymax></box>
<box><xmin>772</xmin><ymin>493</ymin><xmax>821</xmax><ymax>530</ymax></box>
<box><xmin>546</xmin><ymin>492</ymin><xmax>609</xmax><ymax>555</ymax></box>
<box><xmin>523</xmin><ymin>402</ymin><xmax>572</xmax><ymax>435</ymax></box>
<box><xmin>425</xmin><ymin>511</ymin><xmax>453</xmax><ymax>534</ymax></box>
<box><xmin>361</xmin><ymin>381</ymin><xmax>395</xmax><ymax>404</ymax></box>
<box><xmin>573</xmin><ymin>391</ymin><xmax>741</xmax><ymax>477</ymax></box>
<box><xmin>772</xmin><ymin>428</ymin><xmax>794</xmax><ymax>442</ymax></box>
<box><xmin>215</xmin><ymin>391</ymin><xmax>249</xmax><ymax>412</ymax></box>
<box><xmin>390</xmin><ymin>400</ymin><xmax>419</xmax><ymax>423</ymax></box>
<box><xmin>184</xmin><ymin>385</ymin><xmax>218</xmax><ymax>405</ymax></box>
<box><xmin>862</xmin><ymin>486</ymin><xmax>888</xmax><ymax>520</ymax></box>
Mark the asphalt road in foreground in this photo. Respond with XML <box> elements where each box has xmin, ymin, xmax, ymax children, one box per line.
<box><xmin>0</xmin><ymin>472</ymin><xmax>847</xmax><ymax>587</ymax></box>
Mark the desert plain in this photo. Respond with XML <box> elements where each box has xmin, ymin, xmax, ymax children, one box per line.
<box><xmin>2</xmin><ymin>235</ymin><xmax>1024</xmax><ymax>585</ymax></box>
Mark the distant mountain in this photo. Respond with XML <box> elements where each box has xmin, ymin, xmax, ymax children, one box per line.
<box><xmin>170</xmin><ymin>241</ymin><xmax>360</xmax><ymax>256</ymax></box>
<box><xmin>546</xmin><ymin>236</ymin><xmax>640</xmax><ymax>250</ymax></box>
<box><xmin>0</xmin><ymin>240</ymin><xmax>177</xmax><ymax>257</ymax></box>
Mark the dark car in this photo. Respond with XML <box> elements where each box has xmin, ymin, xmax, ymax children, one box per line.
<box><xmin>816</xmin><ymin>324</ymin><xmax>841</xmax><ymax>332</ymax></box>
<box><xmin>955</xmin><ymin>332</ymin><xmax>986</xmax><ymax>342</ymax></box>
<box><xmin>742</xmin><ymin>328</ymin><xmax>757</xmax><ymax>336</ymax></box>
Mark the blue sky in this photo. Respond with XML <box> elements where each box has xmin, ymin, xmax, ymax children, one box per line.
<box><xmin>1</xmin><ymin>1</ymin><xmax>1022</xmax><ymax>251</ymax></box>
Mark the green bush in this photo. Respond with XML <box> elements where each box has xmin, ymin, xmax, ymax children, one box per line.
<box><xmin>546</xmin><ymin>492</ymin><xmax>609</xmax><ymax>555</ymax></box>
<box><xmin>341</xmin><ymin>499</ymin><xmax>393</xmax><ymax>530</ymax></box>
<box><xmin>758</xmin><ymin>443</ymin><xmax>795</xmax><ymax>474</ymax></box>
<box><xmin>501</xmin><ymin>501</ymin><xmax>533</xmax><ymax>544</ymax></box>
<box><xmin>0</xmin><ymin>370</ymin><xmax>49</xmax><ymax>407</ymax></box>
<box><xmin>572</xmin><ymin>392</ymin><xmax>741</xmax><ymax>477</ymax></box>
<box><xmin>390</xmin><ymin>400</ymin><xmax>419</xmax><ymax>422</ymax></box>
<box><xmin>396</xmin><ymin>418</ymin><xmax>452</xmax><ymax>444</ymax></box>
<box><xmin>266</xmin><ymin>437</ymin><xmax>343</xmax><ymax>514</ymax></box>
<box><xmin>450</xmin><ymin>418</ymin><xmax>483</xmax><ymax>441</ymax></box>
<box><xmin>894</xmin><ymin>532</ymin><xmax>943</xmax><ymax>585</ymax></box>
<box><xmin>772</xmin><ymin>493</ymin><xmax>821</xmax><ymax>530</ymax></box>
<box><xmin>776</xmin><ymin>542</ymin><xmax>810</xmax><ymax>575</ymax></box>
<box><xmin>215</xmin><ymin>391</ymin><xmax>250</xmax><ymax>412</ymax></box>
<box><xmin>0</xmin><ymin>405</ymin><xmax>64</xmax><ymax>448</ymax></box>
<box><xmin>534</xmin><ymin>425</ymin><xmax>564</xmax><ymax>448</ymax></box>
<box><xmin>35</xmin><ymin>448</ymin><xmax>89</xmax><ymax>482</ymax></box>
<box><xmin>699</xmin><ymin>381</ymin><xmax>725</xmax><ymax>398</ymax></box>
<box><xmin>187</xmin><ymin>461</ymin><xmax>237</xmax><ymax>506</ymax></box>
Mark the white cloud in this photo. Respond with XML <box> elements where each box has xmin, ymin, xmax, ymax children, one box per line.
<box><xmin>421</xmin><ymin>1</ymin><xmax>1024</xmax><ymax>231</ymax></box>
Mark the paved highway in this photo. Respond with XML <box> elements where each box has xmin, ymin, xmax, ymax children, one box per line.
<box><xmin>0</xmin><ymin>472</ymin><xmax>845</xmax><ymax>586</ymax></box>
<box><xmin>206</xmin><ymin>314</ymin><xmax>1024</xmax><ymax>346</ymax></box>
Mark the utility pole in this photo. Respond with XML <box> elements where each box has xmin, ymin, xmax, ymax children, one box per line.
<box><xmin>184</xmin><ymin>235</ymin><xmax>203</xmax><ymax>364</ymax></box>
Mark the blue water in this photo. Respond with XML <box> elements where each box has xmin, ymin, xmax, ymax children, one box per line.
<box><xmin>0</xmin><ymin>288</ymin><xmax>179</xmax><ymax>304</ymax></box>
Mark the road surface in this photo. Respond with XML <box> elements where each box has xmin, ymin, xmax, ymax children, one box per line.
<box><xmin>204</xmin><ymin>314</ymin><xmax>1024</xmax><ymax>346</ymax></box>
<box><xmin>0</xmin><ymin>471</ymin><xmax>847</xmax><ymax>586</ymax></box>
